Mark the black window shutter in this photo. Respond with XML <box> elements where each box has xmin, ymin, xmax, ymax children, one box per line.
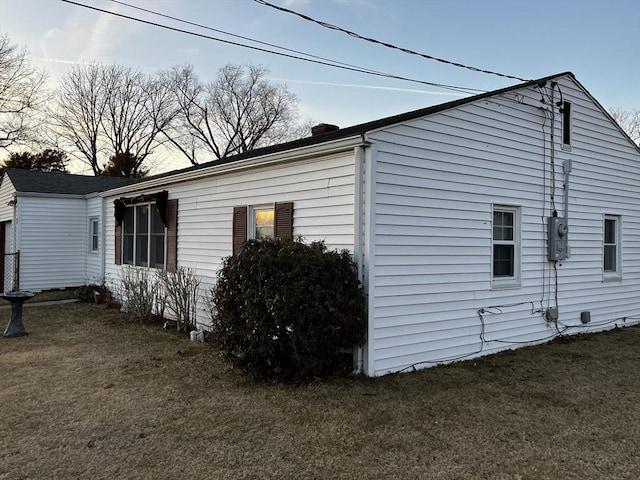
<box><xmin>166</xmin><ymin>199</ymin><xmax>178</xmax><ymax>272</ymax></box>
<box><xmin>274</xmin><ymin>202</ymin><xmax>294</xmax><ymax>240</ymax></box>
<box><xmin>233</xmin><ymin>206</ymin><xmax>248</xmax><ymax>255</ymax></box>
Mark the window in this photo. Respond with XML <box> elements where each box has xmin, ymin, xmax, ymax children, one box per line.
<box><xmin>561</xmin><ymin>101</ymin><xmax>572</xmax><ymax>149</ymax></box>
<box><xmin>252</xmin><ymin>206</ymin><xmax>275</xmax><ymax>239</ymax></box>
<box><xmin>492</xmin><ymin>206</ymin><xmax>521</xmax><ymax>288</ymax></box>
<box><xmin>604</xmin><ymin>215</ymin><xmax>621</xmax><ymax>278</ymax></box>
<box><xmin>90</xmin><ymin>218</ymin><xmax>99</xmax><ymax>253</ymax></box>
<box><xmin>232</xmin><ymin>202</ymin><xmax>293</xmax><ymax>255</ymax></box>
<box><xmin>122</xmin><ymin>203</ymin><xmax>165</xmax><ymax>268</ymax></box>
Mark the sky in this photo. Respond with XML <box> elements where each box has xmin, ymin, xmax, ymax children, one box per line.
<box><xmin>1</xmin><ymin>0</ymin><xmax>639</xmax><ymax>172</ymax></box>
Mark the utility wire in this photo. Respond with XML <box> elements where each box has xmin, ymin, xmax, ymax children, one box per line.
<box><xmin>254</xmin><ymin>0</ymin><xmax>528</xmax><ymax>82</ymax></box>
<box><xmin>60</xmin><ymin>0</ymin><xmax>485</xmax><ymax>95</ymax></box>
<box><xmin>108</xmin><ymin>0</ymin><xmax>385</xmax><ymax>75</ymax></box>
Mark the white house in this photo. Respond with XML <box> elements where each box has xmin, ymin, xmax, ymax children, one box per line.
<box><xmin>6</xmin><ymin>72</ymin><xmax>640</xmax><ymax>376</ymax></box>
<box><xmin>0</xmin><ymin>169</ymin><xmax>137</xmax><ymax>292</ymax></box>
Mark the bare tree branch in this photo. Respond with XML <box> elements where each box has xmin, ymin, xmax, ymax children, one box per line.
<box><xmin>51</xmin><ymin>63</ymin><xmax>174</xmax><ymax>176</ymax></box>
<box><xmin>161</xmin><ymin>63</ymin><xmax>309</xmax><ymax>165</ymax></box>
<box><xmin>0</xmin><ymin>34</ymin><xmax>49</xmax><ymax>150</ymax></box>
<box><xmin>609</xmin><ymin>107</ymin><xmax>640</xmax><ymax>146</ymax></box>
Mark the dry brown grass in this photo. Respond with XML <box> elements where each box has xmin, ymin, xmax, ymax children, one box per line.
<box><xmin>1</xmin><ymin>303</ymin><xmax>639</xmax><ymax>480</ymax></box>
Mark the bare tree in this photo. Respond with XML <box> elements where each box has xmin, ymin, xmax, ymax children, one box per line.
<box><xmin>609</xmin><ymin>108</ymin><xmax>640</xmax><ymax>146</ymax></box>
<box><xmin>0</xmin><ymin>34</ymin><xmax>48</xmax><ymax>150</ymax></box>
<box><xmin>162</xmin><ymin>63</ymin><xmax>307</xmax><ymax>165</ymax></box>
<box><xmin>51</xmin><ymin>63</ymin><xmax>173</xmax><ymax>176</ymax></box>
<box><xmin>52</xmin><ymin>63</ymin><xmax>106</xmax><ymax>175</ymax></box>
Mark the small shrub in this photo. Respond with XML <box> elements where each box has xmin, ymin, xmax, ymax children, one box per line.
<box><xmin>210</xmin><ymin>238</ymin><xmax>366</xmax><ymax>382</ymax></box>
<box><xmin>118</xmin><ymin>266</ymin><xmax>158</xmax><ymax>323</ymax></box>
<box><xmin>76</xmin><ymin>284</ymin><xmax>110</xmax><ymax>303</ymax></box>
<box><xmin>157</xmin><ymin>267</ymin><xmax>201</xmax><ymax>333</ymax></box>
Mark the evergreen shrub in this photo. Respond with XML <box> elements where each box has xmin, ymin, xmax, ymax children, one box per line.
<box><xmin>210</xmin><ymin>238</ymin><xmax>366</xmax><ymax>382</ymax></box>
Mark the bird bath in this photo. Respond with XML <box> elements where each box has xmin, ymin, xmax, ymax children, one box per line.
<box><xmin>2</xmin><ymin>291</ymin><xmax>35</xmax><ymax>337</ymax></box>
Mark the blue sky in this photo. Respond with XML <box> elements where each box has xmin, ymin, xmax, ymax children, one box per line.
<box><xmin>1</xmin><ymin>0</ymin><xmax>638</xmax><ymax>169</ymax></box>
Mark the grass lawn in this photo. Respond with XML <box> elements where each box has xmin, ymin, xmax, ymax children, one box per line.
<box><xmin>1</xmin><ymin>303</ymin><xmax>639</xmax><ymax>480</ymax></box>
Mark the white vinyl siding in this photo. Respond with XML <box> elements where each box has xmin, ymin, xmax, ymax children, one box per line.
<box><xmin>17</xmin><ymin>196</ymin><xmax>88</xmax><ymax>291</ymax></box>
<box><xmin>364</xmin><ymin>75</ymin><xmax>640</xmax><ymax>376</ymax></box>
<box><xmin>104</xmin><ymin>152</ymin><xmax>356</xmax><ymax>328</ymax></box>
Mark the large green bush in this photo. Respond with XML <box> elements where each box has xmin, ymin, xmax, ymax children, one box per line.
<box><xmin>210</xmin><ymin>238</ymin><xmax>366</xmax><ymax>382</ymax></box>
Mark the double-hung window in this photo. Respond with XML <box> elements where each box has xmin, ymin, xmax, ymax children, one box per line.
<box><xmin>89</xmin><ymin>218</ymin><xmax>99</xmax><ymax>253</ymax></box>
<box><xmin>492</xmin><ymin>206</ymin><xmax>521</xmax><ymax>288</ymax></box>
<box><xmin>122</xmin><ymin>203</ymin><xmax>165</xmax><ymax>268</ymax></box>
<box><xmin>603</xmin><ymin>215</ymin><xmax>621</xmax><ymax>279</ymax></box>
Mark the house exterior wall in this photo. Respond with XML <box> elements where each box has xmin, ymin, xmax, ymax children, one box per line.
<box><xmin>0</xmin><ymin>176</ymin><xmax>17</xmax><ymax>225</ymax></box>
<box><xmin>17</xmin><ymin>195</ymin><xmax>89</xmax><ymax>291</ymax></box>
<box><xmin>363</xmin><ymin>76</ymin><xmax>640</xmax><ymax>375</ymax></box>
<box><xmin>103</xmin><ymin>151</ymin><xmax>357</xmax><ymax>327</ymax></box>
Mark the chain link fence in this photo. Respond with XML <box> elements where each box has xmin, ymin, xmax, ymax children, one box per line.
<box><xmin>2</xmin><ymin>251</ymin><xmax>20</xmax><ymax>292</ymax></box>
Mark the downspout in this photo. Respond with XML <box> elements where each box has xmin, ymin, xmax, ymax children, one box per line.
<box><xmin>11</xmin><ymin>194</ymin><xmax>18</xmax><ymax>290</ymax></box>
<box><xmin>550</xmin><ymin>82</ymin><xmax>557</xmax><ymax>216</ymax></box>
<box><xmin>563</xmin><ymin>159</ymin><xmax>572</xmax><ymax>257</ymax></box>
<box><xmin>11</xmin><ymin>195</ymin><xmax>17</xmax><ymax>252</ymax></box>
<box><xmin>353</xmin><ymin>140</ymin><xmax>369</xmax><ymax>374</ymax></box>
<box><xmin>100</xmin><ymin>196</ymin><xmax>107</xmax><ymax>284</ymax></box>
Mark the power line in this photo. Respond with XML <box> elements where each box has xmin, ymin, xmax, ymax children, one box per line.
<box><xmin>107</xmin><ymin>0</ymin><xmax>379</xmax><ymax>75</ymax></box>
<box><xmin>59</xmin><ymin>0</ymin><xmax>486</xmax><ymax>95</ymax></box>
<box><xmin>254</xmin><ymin>0</ymin><xmax>528</xmax><ymax>82</ymax></box>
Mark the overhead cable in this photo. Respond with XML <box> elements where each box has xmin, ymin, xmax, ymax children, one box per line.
<box><xmin>254</xmin><ymin>0</ymin><xmax>528</xmax><ymax>82</ymax></box>
<box><xmin>59</xmin><ymin>0</ymin><xmax>485</xmax><ymax>95</ymax></box>
<box><xmin>108</xmin><ymin>0</ymin><xmax>383</xmax><ymax>75</ymax></box>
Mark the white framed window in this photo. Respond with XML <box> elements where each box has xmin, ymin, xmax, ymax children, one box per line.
<box><xmin>603</xmin><ymin>214</ymin><xmax>622</xmax><ymax>280</ymax></box>
<box><xmin>89</xmin><ymin>218</ymin><xmax>99</xmax><ymax>253</ymax></box>
<box><xmin>122</xmin><ymin>203</ymin><xmax>166</xmax><ymax>268</ymax></box>
<box><xmin>250</xmin><ymin>205</ymin><xmax>275</xmax><ymax>240</ymax></box>
<box><xmin>492</xmin><ymin>205</ymin><xmax>521</xmax><ymax>289</ymax></box>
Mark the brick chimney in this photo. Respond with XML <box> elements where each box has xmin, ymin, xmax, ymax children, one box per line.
<box><xmin>311</xmin><ymin>123</ymin><xmax>339</xmax><ymax>137</ymax></box>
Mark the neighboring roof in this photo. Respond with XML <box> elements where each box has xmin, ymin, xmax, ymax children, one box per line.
<box><xmin>4</xmin><ymin>169</ymin><xmax>140</xmax><ymax>195</ymax></box>
<box><xmin>140</xmin><ymin>71</ymin><xmax>576</xmax><ymax>184</ymax></box>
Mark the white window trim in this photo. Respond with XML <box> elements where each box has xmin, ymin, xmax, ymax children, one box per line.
<box><xmin>122</xmin><ymin>203</ymin><xmax>167</xmax><ymax>269</ymax></box>
<box><xmin>491</xmin><ymin>204</ymin><xmax>522</xmax><ymax>290</ymax></box>
<box><xmin>248</xmin><ymin>204</ymin><xmax>275</xmax><ymax>240</ymax></box>
<box><xmin>89</xmin><ymin>217</ymin><xmax>99</xmax><ymax>254</ymax></box>
<box><xmin>603</xmin><ymin>214</ymin><xmax>622</xmax><ymax>282</ymax></box>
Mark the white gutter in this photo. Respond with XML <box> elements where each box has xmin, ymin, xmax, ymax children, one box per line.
<box><xmin>16</xmin><ymin>192</ymin><xmax>86</xmax><ymax>200</ymax></box>
<box><xmin>100</xmin><ymin>136</ymin><xmax>362</xmax><ymax>198</ymax></box>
